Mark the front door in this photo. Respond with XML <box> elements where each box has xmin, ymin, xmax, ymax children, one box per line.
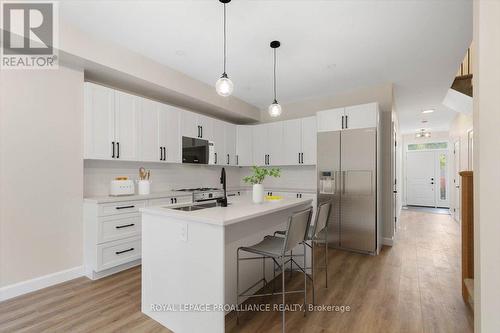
<box><xmin>406</xmin><ymin>150</ymin><xmax>450</xmax><ymax>208</ymax></box>
<box><xmin>406</xmin><ymin>151</ymin><xmax>436</xmax><ymax>206</ymax></box>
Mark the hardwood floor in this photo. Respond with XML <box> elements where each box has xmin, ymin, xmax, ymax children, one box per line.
<box><xmin>0</xmin><ymin>209</ymin><xmax>473</xmax><ymax>333</ymax></box>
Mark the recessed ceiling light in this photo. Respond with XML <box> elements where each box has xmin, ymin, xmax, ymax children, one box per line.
<box><xmin>422</xmin><ymin>109</ymin><xmax>434</xmax><ymax>114</ymax></box>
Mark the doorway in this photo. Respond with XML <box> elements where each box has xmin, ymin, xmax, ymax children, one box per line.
<box><xmin>406</xmin><ymin>150</ymin><xmax>450</xmax><ymax>208</ymax></box>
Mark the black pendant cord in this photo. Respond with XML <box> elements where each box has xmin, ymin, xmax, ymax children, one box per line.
<box><xmin>273</xmin><ymin>47</ymin><xmax>277</xmax><ymax>103</ymax></box>
<box><xmin>223</xmin><ymin>3</ymin><xmax>227</xmax><ymax>76</ymax></box>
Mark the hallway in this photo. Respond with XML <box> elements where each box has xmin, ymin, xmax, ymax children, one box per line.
<box><xmin>0</xmin><ymin>210</ymin><xmax>473</xmax><ymax>333</ymax></box>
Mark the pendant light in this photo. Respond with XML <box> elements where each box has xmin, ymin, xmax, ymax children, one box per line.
<box><xmin>215</xmin><ymin>0</ymin><xmax>234</xmax><ymax>97</ymax></box>
<box><xmin>268</xmin><ymin>40</ymin><xmax>282</xmax><ymax>117</ymax></box>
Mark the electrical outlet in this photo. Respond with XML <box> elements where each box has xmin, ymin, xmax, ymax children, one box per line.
<box><xmin>179</xmin><ymin>223</ymin><xmax>188</xmax><ymax>242</ymax></box>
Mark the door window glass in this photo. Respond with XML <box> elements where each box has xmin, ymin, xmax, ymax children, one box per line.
<box><xmin>407</xmin><ymin>142</ymin><xmax>448</xmax><ymax>151</ymax></box>
<box><xmin>439</xmin><ymin>153</ymin><xmax>447</xmax><ymax>201</ymax></box>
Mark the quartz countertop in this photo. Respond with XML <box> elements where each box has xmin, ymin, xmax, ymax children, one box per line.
<box><xmin>83</xmin><ymin>190</ymin><xmax>192</xmax><ymax>204</ymax></box>
<box><xmin>140</xmin><ymin>196</ymin><xmax>313</xmax><ymax>226</ymax></box>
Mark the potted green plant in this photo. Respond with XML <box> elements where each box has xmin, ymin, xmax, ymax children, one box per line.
<box><xmin>243</xmin><ymin>166</ymin><xmax>281</xmax><ymax>203</ymax></box>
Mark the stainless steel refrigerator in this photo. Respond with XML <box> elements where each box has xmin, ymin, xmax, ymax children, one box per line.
<box><xmin>317</xmin><ymin>128</ymin><xmax>377</xmax><ymax>254</ymax></box>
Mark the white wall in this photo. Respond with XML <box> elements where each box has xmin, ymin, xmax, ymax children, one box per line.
<box><xmin>0</xmin><ymin>66</ymin><xmax>84</xmax><ymax>287</ymax></box>
<box><xmin>473</xmin><ymin>1</ymin><xmax>500</xmax><ymax>331</ymax></box>
<box><xmin>84</xmin><ymin>161</ymin><xmax>243</xmax><ymax>197</ymax></box>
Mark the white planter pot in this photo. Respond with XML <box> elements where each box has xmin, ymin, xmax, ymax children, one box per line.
<box><xmin>252</xmin><ymin>184</ymin><xmax>264</xmax><ymax>204</ymax></box>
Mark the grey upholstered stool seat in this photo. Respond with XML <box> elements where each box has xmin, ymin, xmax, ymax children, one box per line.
<box><xmin>236</xmin><ymin>207</ymin><xmax>313</xmax><ymax>333</ymax></box>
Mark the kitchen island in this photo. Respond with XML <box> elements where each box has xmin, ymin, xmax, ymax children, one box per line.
<box><xmin>141</xmin><ymin>195</ymin><xmax>313</xmax><ymax>333</ymax></box>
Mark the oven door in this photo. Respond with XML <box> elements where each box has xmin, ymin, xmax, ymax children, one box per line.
<box><xmin>182</xmin><ymin>137</ymin><xmax>209</xmax><ymax>164</ymax></box>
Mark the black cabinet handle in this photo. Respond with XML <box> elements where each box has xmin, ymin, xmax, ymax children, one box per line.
<box><xmin>116</xmin><ymin>142</ymin><xmax>120</xmax><ymax>159</ymax></box>
<box><xmin>298</xmin><ymin>152</ymin><xmax>301</xmax><ymax>164</ymax></box>
<box><xmin>112</xmin><ymin>142</ymin><xmax>115</xmax><ymax>158</ymax></box>
<box><xmin>174</xmin><ymin>198</ymin><xmax>177</xmax><ymax>203</ymax></box>
<box><xmin>115</xmin><ymin>248</ymin><xmax>134</xmax><ymax>255</ymax></box>
<box><xmin>236</xmin><ymin>155</ymin><xmax>239</xmax><ymax>165</ymax></box>
<box><xmin>164</xmin><ymin>147</ymin><xmax>167</xmax><ymax>161</ymax></box>
<box><xmin>170</xmin><ymin>198</ymin><xmax>174</xmax><ymax>204</ymax></box>
<box><xmin>301</xmin><ymin>153</ymin><xmax>304</xmax><ymax>164</ymax></box>
<box><xmin>215</xmin><ymin>152</ymin><xmax>217</xmax><ymax>164</ymax></box>
<box><xmin>201</xmin><ymin>126</ymin><xmax>203</xmax><ymax>138</ymax></box>
<box><xmin>116</xmin><ymin>205</ymin><xmax>135</xmax><ymax>210</ymax></box>
<box><xmin>160</xmin><ymin>147</ymin><xmax>163</xmax><ymax>161</ymax></box>
<box><xmin>227</xmin><ymin>154</ymin><xmax>230</xmax><ymax>165</ymax></box>
<box><xmin>115</xmin><ymin>223</ymin><xmax>135</xmax><ymax>229</ymax></box>
<box><xmin>268</xmin><ymin>155</ymin><xmax>271</xmax><ymax>165</ymax></box>
<box><xmin>345</xmin><ymin>115</ymin><xmax>348</xmax><ymax>129</ymax></box>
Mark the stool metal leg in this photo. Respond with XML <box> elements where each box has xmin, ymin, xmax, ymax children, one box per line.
<box><xmin>281</xmin><ymin>255</ymin><xmax>285</xmax><ymax>333</ymax></box>
<box><xmin>236</xmin><ymin>248</ymin><xmax>240</xmax><ymax>325</ymax></box>
<box><xmin>311</xmin><ymin>240</ymin><xmax>315</xmax><ymax>305</ymax></box>
<box><xmin>325</xmin><ymin>227</ymin><xmax>328</xmax><ymax>289</ymax></box>
<box><xmin>303</xmin><ymin>243</ymin><xmax>307</xmax><ymax>317</ymax></box>
<box><xmin>289</xmin><ymin>250</ymin><xmax>293</xmax><ymax>278</ymax></box>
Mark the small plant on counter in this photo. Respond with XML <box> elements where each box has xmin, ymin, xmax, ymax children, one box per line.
<box><xmin>243</xmin><ymin>166</ymin><xmax>281</xmax><ymax>185</ymax></box>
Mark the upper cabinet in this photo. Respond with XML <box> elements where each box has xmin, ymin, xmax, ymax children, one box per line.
<box><xmin>84</xmin><ymin>83</ymin><xmax>139</xmax><ymax>161</ymax></box>
<box><xmin>225</xmin><ymin>123</ymin><xmax>237</xmax><ymax>166</ymax></box>
<box><xmin>282</xmin><ymin>117</ymin><xmax>316</xmax><ymax>165</ymax></box>
<box><xmin>236</xmin><ymin>125</ymin><xmax>253</xmax><ymax>166</ymax></box>
<box><xmin>160</xmin><ymin>104</ymin><xmax>181</xmax><ymax>163</ymax></box>
<box><xmin>252</xmin><ymin>122</ymin><xmax>283</xmax><ymax>166</ymax></box>
<box><xmin>181</xmin><ymin>111</ymin><xmax>213</xmax><ymax>141</ymax></box>
<box><xmin>316</xmin><ymin>103</ymin><xmax>378</xmax><ymax>132</ymax></box>
<box><xmin>212</xmin><ymin>120</ymin><xmax>226</xmax><ymax>165</ymax></box>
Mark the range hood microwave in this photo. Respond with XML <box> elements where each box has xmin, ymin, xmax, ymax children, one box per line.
<box><xmin>182</xmin><ymin>136</ymin><xmax>214</xmax><ymax>164</ymax></box>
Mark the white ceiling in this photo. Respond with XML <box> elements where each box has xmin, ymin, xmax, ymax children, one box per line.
<box><xmin>60</xmin><ymin>0</ymin><xmax>472</xmax><ymax>133</ymax></box>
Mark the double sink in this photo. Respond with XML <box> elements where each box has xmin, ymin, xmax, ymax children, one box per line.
<box><xmin>168</xmin><ymin>201</ymin><xmax>230</xmax><ymax>212</ymax></box>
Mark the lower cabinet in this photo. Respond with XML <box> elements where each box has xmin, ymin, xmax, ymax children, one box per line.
<box><xmin>84</xmin><ymin>194</ymin><xmax>192</xmax><ymax>279</ymax></box>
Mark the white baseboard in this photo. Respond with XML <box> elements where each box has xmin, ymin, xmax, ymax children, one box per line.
<box><xmin>86</xmin><ymin>259</ymin><xmax>141</xmax><ymax>280</ymax></box>
<box><xmin>0</xmin><ymin>266</ymin><xmax>83</xmax><ymax>302</ymax></box>
<box><xmin>382</xmin><ymin>237</ymin><xmax>394</xmax><ymax>246</ymax></box>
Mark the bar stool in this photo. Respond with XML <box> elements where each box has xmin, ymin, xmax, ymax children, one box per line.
<box><xmin>236</xmin><ymin>207</ymin><xmax>313</xmax><ymax>333</ymax></box>
<box><xmin>274</xmin><ymin>200</ymin><xmax>332</xmax><ymax>304</ymax></box>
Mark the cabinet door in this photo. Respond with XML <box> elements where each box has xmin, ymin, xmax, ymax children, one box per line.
<box><xmin>162</xmin><ymin>105</ymin><xmax>181</xmax><ymax>163</ymax></box>
<box><xmin>267</xmin><ymin>121</ymin><xmax>283</xmax><ymax>166</ymax></box>
<box><xmin>252</xmin><ymin>125</ymin><xmax>267</xmax><ymax>166</ymax></box>
<box><xmin>181</xmin><ymin>110</ymin><xmax>199</xmax><ymax>138</ymax></box>
<box><xmin>198</xmin><ymin>115</ymin><xmax>213</xmax><ymax>141</ymax></box>
<box><xmin>282</xmin><ymin>119</ymin><xmax>302</xmax><ymax>165</ymax></box>
<box><xmin>139</xmin><ymin>99</ymin><xmax>160</xmax><ymax>162</ymax></box>
<box><xmin>114</xmin><ymin>91</ymin><xmax>140</xmax><ymax>161</ymax></box>
<box><xmin>212</xmin><ymin>120</ymin><xmax>226</xmax><ymax>165</ymax></box>
<box><xmin>84</xmin><ymin>83</ymin><xmax>115</xmax><ymax>159</ymax></box>
<box><xmin>344</xmin><ymin>103</ymin><xmax>378</xmax><ymax>129</ymax></box>
<box><xmin>301</xmin><ymin>116</ymin><xmax>317</xmax><ymax>165</ymax></box>
<box><xmin>316</xmin><ymin>107</ymin><xmax>344</xmax><ymax>132</ymax></box>
<box><xmin>225</xmin><ymin>123</ymin><xmax>237</xmax><ymax>166</ymax></box>
<box><xmin>236</xmin><ymin>125</ymin><xmax>253</xmax><ymax>166</ymax></box>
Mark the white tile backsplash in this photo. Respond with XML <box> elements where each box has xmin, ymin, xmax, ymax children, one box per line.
<box><xmin>84</xmin><ymin>160</ymin><xmax>316</xmax><ymax>197</ymax></box>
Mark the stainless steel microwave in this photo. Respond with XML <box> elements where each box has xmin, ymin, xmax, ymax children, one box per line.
<box><xmin>182</xmin><ymin>136</ymin><xmax>210</xmax><ymax>164</ymax></box>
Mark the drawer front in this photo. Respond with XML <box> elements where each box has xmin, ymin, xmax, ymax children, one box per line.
<box><xmin>98</xmin><ymin>214</ymin><xmax>141</xmax><ymax>244</ymax></box>
<box><xmin>99</xmin><ymin>200</ymin><xmax>146</xmax><ymax>216</ymax></box>
<box><xmin>96</xmin><ymin>237</ymin><xmax>141</xmax><ymax>272</ymax></box>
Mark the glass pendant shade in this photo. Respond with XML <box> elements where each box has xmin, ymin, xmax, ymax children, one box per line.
<box><xmin>216</xmin><ymin>75</ymin><xmax>234</xmax><ymax>97</ymax></box>
<box><xmin>268</xmin><ymin>101</ymin><xmax>282</xmax><ymax>117</ymax></box>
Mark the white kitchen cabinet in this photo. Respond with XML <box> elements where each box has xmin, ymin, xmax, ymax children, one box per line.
<box><xmin>114</xmin><ymin>91</ymin><xmax>140</xmax><ymax>161</ymax></box>
<box><xmin>316</xmin><ymin>107</ymin><xmax>344</xmax><ymax>132</ymax></box>
<box><xmin>84</xmin><ymin>83</ymin><xmax>115</xmax><ymax>160</ymax></box>
<box><xmin>300</xmin><ymin>116</ymin><xmax>317</xmax><ymax>165</ymax></box>
<box><xmin>181</xmin><ymin>111</ymin><xmax>213</xmax><ymax>140</ymax></box>
<box><xmin>236</xmin><ymin>125</ymin><xmax>253</xmax><ymax>166</ymax></box>
<box><xmin>84</xmin><ymin>83</ymin><xmax>139</xmax><ymax>161</ymax></box>
<box><xmin>198</xmin><ymin>114</ymin><xmax>213</xmax><ymax>141</ymax></box>
<box><xmin>212</xmin><ymin>120</ymin><xmax>226</xmax><ymax>165</ymax></box>
<box><xmin>225</xmin><ymin>123</ymin><xmax>237</xmax><ymax>166</ymax></box>
<box><xmin>252</xmin><ymin>124</ymin><xmax>267</xmax><ymax>166</ymax></box>
<box><xmin>344</xmin><ymin>103</ymin><xmax>378</xmax><ymax>129</ymax></box>
<box><xmin>267</xmin><ymin>122</ymin><xmax>284</xmax><ymax>166</ymax></box>
<box><xmin>160</xmin><ymin>104</ymin><xmax>181</xmax><ymax>163</ymax></box>
<box><xmin>139</xmin><ymin>99</ymin><xmax>160</xmax><ymax>162</ymax></box>
<box><xmin>283</xmin><ymin>119</ymin><xmax>302</xmax><ymax>165</ymax></box>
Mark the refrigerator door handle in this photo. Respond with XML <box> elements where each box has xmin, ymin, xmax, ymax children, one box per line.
<box><xmin>342</xmin><ymin>171</ymin><xmax>347</xmax><ymax>194</ymax></box>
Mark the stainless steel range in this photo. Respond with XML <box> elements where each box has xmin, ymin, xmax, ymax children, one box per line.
<box><xmin>175</xmin><ymin>187</ymin><xmax>225</xmax><ymax>203</ymax></box>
